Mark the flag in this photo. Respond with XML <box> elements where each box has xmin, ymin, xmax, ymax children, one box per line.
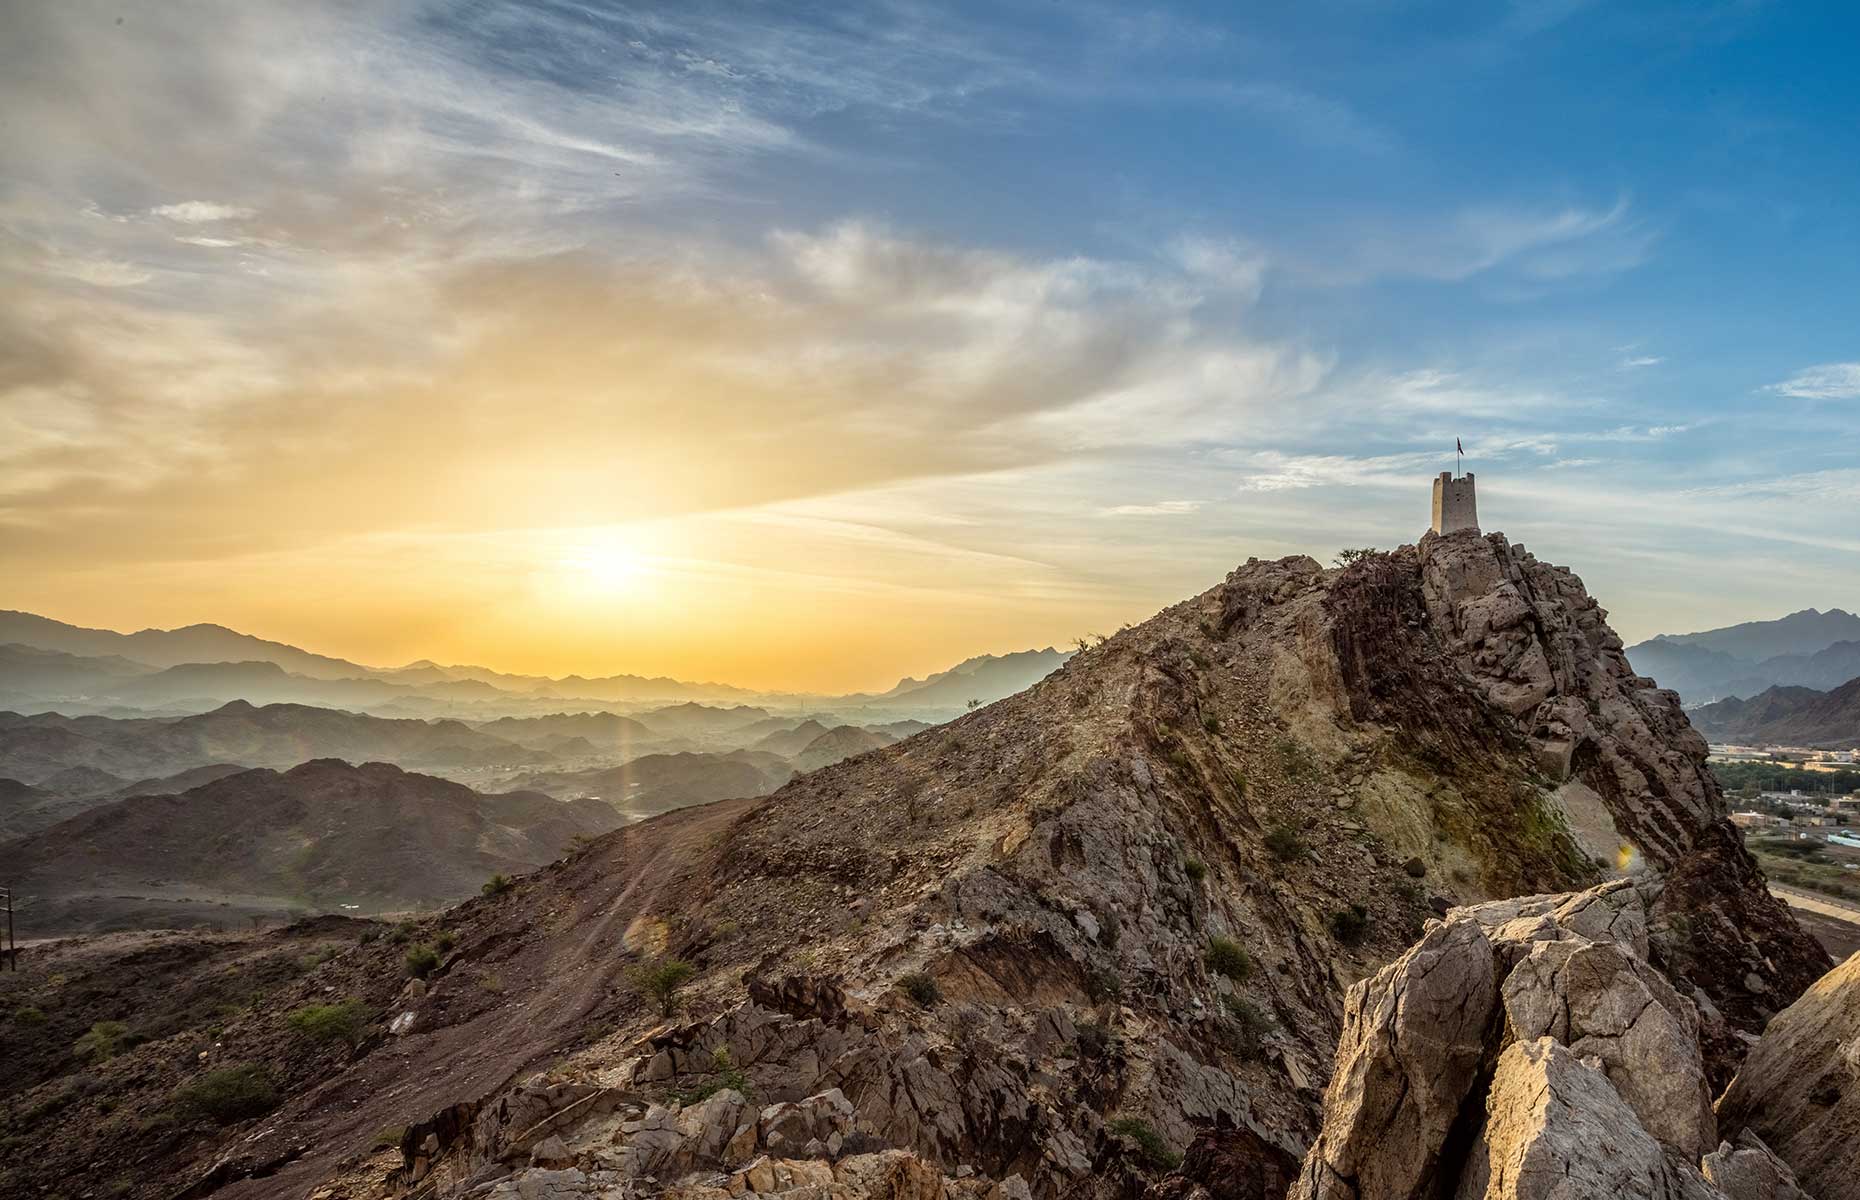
<box><xmin>1456</xmin><ymin>437</ymin><xmax>1463</xmax><ymax>455</ymax></box>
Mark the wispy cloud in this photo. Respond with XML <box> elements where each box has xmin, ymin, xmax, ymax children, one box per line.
<box><xmin>1766</xmin><ymin>362</ymin><xmax>1860</xmax><ymax>400</ymax></box>
<box><xmin>1283</xmin><ymin>196</ymin><xmax>1653</xmax><ymax>287</ymax></box>
<box><xmin>150</xmin><ymin>201</ymin><xmax>255</xmax><ymax>223</ymax></box>
<box><xmin>1102</xmin><ymin>500</ymin><xmax>1203</xmax><ymax>516</ymax></box>
<box><xmin>1617</xmin><ymin>355</ymin><xmax>1664</xmax><ymax>369</ymax></box>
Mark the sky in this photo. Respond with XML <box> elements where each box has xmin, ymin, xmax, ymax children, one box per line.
<box><xmin>3</xmin><ymin>1</ymin><xmax>1859</xmax><ymax>693</ymax></box>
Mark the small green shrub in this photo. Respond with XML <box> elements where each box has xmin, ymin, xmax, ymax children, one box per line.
<box><xmin>1276</xmin><ymin>736</ymin><xmax>1315</xmax><ymax>779</ymax></box>
<box><xmin>73</xmin><ymin>1021</ymin><xmax>129</xmax><ymax>1061</ymax></box>
<box><xmin>481</xmin><ymin>873</ymin><xmax>515</xmax><ymax>897</ymax></box>
<box><xmin>1204</xmin><ymin>936</ymin><xmax>1252</xmax><ymax>981</ymax></box>
<box><xmin>897</xmin><ymin>971</ymin><xmax>942</xmax><ymax>1009</ymax></box>
<box><xmin>1264</xmin><ymin>824</ymin><xmax>1307</xmax><ymax>862</ymax></box>
<box><xmin>14</xmin><ymin>1005</ymin><xmax>48</xmax><ymax>1026</ymax></box>
<box><xmin>677</xmin><ymin>1047</ymin><xmax>753</xmax><ymax>1104</ymax></box>
<box><xmin>631</xmin><ymin>958</ymin><xmax>697</xmax><ymax>1017</ymax></box>
<box><xmin>1221</xmin><ymin>995</ymin><xmax>1275</xmax><ymax>1060</ymax></box>
<box><xmin>1329</xmin><ymin>904</ymin><xmax>1371</xmax><ymax>946</ymax></box>
<box><xmin>1230</xmin><ymin>770</ymin><xmax>1247</xmax><ymax>798</ymax></box>
<box><xmin>357</xmin><ymin>927</ymin><xmax>380</xmax><ymax>945</ymax></box>
<box><xmin>1183</xmin><ymin>858</ymin><xmax>1207</xmax><ymax>885</ymax></box>
<box><xmin>1201</xmin><ymin>712</ymin><xmax>1220</xmax><ymax>733</ymax></box>
<box><xmin>388</xmin><ymin>921</ymin><xmax>416</xmax><ymax>945</ymax></box>
<box><xmin>1108</xmin><ymin>1117</ymin><xmax>1182</xmax><ymax>1171</ymax></box>
<box><xmin>403</xmin><ymin>943</ymin><xmax>441</xmax><ymax>979</ymax></box>
<box><xmin>174</xmin><ymin>1064</ymin><xmax>278</xmax><ymax>1125</ymax></box>
<box><xmin>433</xmin><ymin>930</ymin><xmax>456</xmax><ymax>953</ymax></box>
<box><xmin>302</xmin><ymin>945</ymin><xmax>340</xmax><ymax>969</ymax></box>
<box><xmin>286</xmin><ymin>1000</ymin><xmax>369</xmax><ymax>1044</ymax></box>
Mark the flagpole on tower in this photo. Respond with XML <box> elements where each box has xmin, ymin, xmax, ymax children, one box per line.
<box><xmin>1456</xmin><ymin>437</ymin><xmax>1463</xmax><ymax>477</ymax></box>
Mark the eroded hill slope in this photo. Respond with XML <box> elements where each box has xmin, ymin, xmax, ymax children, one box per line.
<box><xmin>0</xmin><ymin>534</ymin><xmax>1826</xmax><ymax>1200</ymax></box>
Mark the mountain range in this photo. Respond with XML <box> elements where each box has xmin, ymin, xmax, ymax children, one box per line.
<box><xmin>1625</xmin><ymin>608</ymin><xmax>1860</xmax><ymax>703</ymax></box>
<box><xmin>1690</xmin><ymin>676</ymin><xmax>1860</xmax><ymax>749</ymax></box>
<box><xmin>0</xmin><ymin>610</ymin><xmax>1071</xmax><ymax>721</ymax></box>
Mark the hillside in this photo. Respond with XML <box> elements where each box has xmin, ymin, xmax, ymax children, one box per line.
<box><xmin>748</xmin><ymin>718</ymin><xmax>833</xmax><ymax>756</ymax></box>
<box><xmin>0</xmin><ymin>760</ymin><xmax>621</xmax><ymax>932</ymax></box>
<box><xmin>493</xmin><ymin>750</ymin><xmax>796</xmax><ymax>818</ymax></box>
<box><xmin>790</xmin><ymin>723</ymin><xmax>895</xmax><ymax>771</ymax></box>
<box><xmin>468</xmin><ymin>711</ymin><xmax>659</xmax><ymax>751</ymax></box>
<box><xmin>0</xmin><ymin>531</ymin><xmax>1826</xmax><ymax>1200</ymax></box>
<box><xmin>0</xmin><ymin>763</ymin><xmax>249</xmax><ymax>838</ymax></box>
<box><xmin>1693</xmin><ymin>676</ymin><xmax>1860</xmax><ymax>748</ymax></box>
<box><xmin>0</xmin><ymin>700</ymin><xmax>552</xmax><ymax>785</ymax></box>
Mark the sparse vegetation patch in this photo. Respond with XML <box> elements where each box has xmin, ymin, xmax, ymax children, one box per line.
<box><xmin>286</xmin><ymin>1000</ymin><xmax>369</xmax><ymax>1044</ymax></box>
<box><xmin>173</xmin><ymin>1064</ymin><xmax>278</xmax><ymax>1125</ymax></box>
<box><xmin>1329</xmin><ymin>904</ymin><xmax>1371</xmax><ymax>946</ymax></box>
<box><xmin>403</xmin><ymin>943</ymin><xmax>441</xmax><ymax>979</ymax></box>
<box><xmin>1221</xmin><ymin>995</ymin><xmax>1275</xmax><ymax>1060</ymax></box>
<box><xmin>897</xmin><ymin>971</ymin><xmax>942</xmax><ymax>1009</ymax></box>
<box><xmin>630</xmin><ymin>958</ymin><xmax>697</xmax><ymax>1016</ymax></box>
<box><xmin>1108</xmin><ymin>1117</ymin><xmax>1182</xmax><ymax>1171</ymax></box>
<box><xmin>1265</xmin><ymin>824</ymin><xmax>1307</xmax><ymax>862</ymax></box>
<box><xmin>1204</xmin><ymin>935</ymin><xmax>1252</xmax><ymax>981</ymax></box>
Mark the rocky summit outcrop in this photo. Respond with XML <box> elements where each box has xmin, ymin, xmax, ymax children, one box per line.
<box><xmin>1717</xmin><ymin>951</ymin><xmax>1860</xmax><ymax>1200</ymax></box>
<box><xmin>1291</xmin><ymin>880</ymin><xmax>1814</xmax><ymax>1200</ymax></box>
<box><xmin>3</xmin><ymin>537</ymin><xmax>1830</xmax><ymax>1200</ymax></box>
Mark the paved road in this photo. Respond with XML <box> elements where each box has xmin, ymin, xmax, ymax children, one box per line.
<box><xmin>1771</xmin><ymin>883</ymin><xmax>1860</xmax><ymax>922</ymax></box>
<box><xmin>1771</xmin><ymin>883</ymin><xmax>1860</xmax><ymax>960</ymax></box>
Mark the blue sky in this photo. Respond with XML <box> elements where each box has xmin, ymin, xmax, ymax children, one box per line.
<box><xmin>2</xmin><ymin>1</ymin><xmax>1858</xmax><ymax>686</ymax></box>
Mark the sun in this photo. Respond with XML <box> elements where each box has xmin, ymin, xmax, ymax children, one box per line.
<box><xmin>561</xmin><ymin>539</ymin><xmax>651</xmax><ymax>594</ymax></box>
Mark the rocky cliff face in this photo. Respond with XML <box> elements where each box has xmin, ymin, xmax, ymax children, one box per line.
<box><xmin>2</xmin><ymin>536</ymin><xmax>1829</xmax><ymax>1200</ymax></box>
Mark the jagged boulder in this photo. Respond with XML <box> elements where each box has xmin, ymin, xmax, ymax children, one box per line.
<box><xmin>1498</xmin><ymin>938</ymin><xmax>1714</xmax><ymax>1158</ymax></box>
<box><xmin>1292</xmin><ymin>881</ymin><xmax>1772</xmax><ymax>1200</ymax></box>
<box><xmin>1454</xmin><ymin>1037</ymin><xmax>1720</xmax><ymax>1200</ymax></box>
<box><xmin>1717</xmin><ymin>952</ymin><xmax>1860</xmax><ymax>1200</ymax></box>
<box><xmin>1292</xmin><ymin>918</ymin><xmax>1498</xmax><ymax>1199</ymax></box>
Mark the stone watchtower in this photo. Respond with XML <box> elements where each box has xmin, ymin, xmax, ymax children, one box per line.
<box><xmin>1431</xmin><ymin>471</ymin><xmax>1479</xmax><ymax>535</ymax></box>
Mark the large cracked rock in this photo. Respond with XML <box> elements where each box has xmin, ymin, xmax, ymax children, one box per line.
<box><xmin>1454</xmin><ymin>1037</ymin><xmax>1720</xmax><ymax>1200</ymax></box>
<box><xmin>1291</xmin><ymin>918</ymin><xmax>1497</xmax><ymax>1199</ymax></box>
<box><xmin>1291</xmin><ymin>881</ymin><xmax>1802</xmax><ymax>1200</ymax></box>
<box><xmin>1717</xmin><ymin>952</ymin><xmax>1860</xmax><ymax>1200</ymax></box>
<box><xmin>1499</xmin><ymin>938</ymin><xmax>1714</xmax><ymax>1158</ymax></box>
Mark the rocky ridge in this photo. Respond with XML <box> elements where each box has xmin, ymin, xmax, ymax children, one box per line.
<box><xmin>0</xmin><ymin>532</ymin><xmax>1830</xmax><ymax>1200</ymax></box>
